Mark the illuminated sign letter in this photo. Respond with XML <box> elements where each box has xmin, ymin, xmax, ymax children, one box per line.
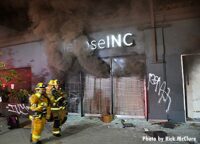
<box><xmin>87</xmin><ymin>32</ymin><xmax>135</xmax><ymax>50</ymax></box>
<box><xmin>111</xmin><ymin>34</ymin><xmax>122</xmax><ymax>48</ymax></box>
<box><xmin>98</xmin><ymin>39</ymin><xmax>106</xmax><ymax>49</ymax></box>
<box><xmin>90</xmin><ymin>40</ymin><xmax>97</xmax><ymax>50</ymax></box>
<box><xmin>123</xmin><ymin>33</ymin><xmax>133</xmax><ymax>46</ymax></box>
<box><xmin>106</xmin><ymin>36</ymin><xmax>110</xmax><ymax>48</ymax></box>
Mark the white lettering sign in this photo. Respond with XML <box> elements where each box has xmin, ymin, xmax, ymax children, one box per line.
<box><xmin>87</xmin><ymin>33</ymin><xmax>135</xmax><ymax>50</ymax></box>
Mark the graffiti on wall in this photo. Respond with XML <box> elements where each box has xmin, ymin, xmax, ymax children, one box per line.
<box><xmin>6</xmin><ymin>104</ymin><xmax>29</xmax><ymax>115</ymax></box>
<box><xmin>148</xmin><ymin>73</ymin><xmax>171</xmax><ymax>112</ymax></box>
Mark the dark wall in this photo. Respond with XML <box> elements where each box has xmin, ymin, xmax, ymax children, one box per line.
<box><xmin>145</xmin><ymin>18</ymin><xmax>200</xmax><ymax>122</ymax></box>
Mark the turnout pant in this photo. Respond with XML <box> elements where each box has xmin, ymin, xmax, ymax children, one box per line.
<box><xmin>52</xmin><ymin>110</ymin><xmax>61</xmax><ymax>135</ymax></box>
<box><xmin>31</xmin><ymin>117</ymin><xmax>46</xmax><ymax>143</ymax></box>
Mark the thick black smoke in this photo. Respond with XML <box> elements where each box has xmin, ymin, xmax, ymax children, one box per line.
<box><xmin>1</xmin><ymin>0</ymin><xmax>150</xmax><ymax>80</ymax></box>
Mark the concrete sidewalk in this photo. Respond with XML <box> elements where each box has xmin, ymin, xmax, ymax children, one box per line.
<box><xmin>0</xmin><ymin>115</ymin><xmax>200</xmax><ymax>144</ymax></box>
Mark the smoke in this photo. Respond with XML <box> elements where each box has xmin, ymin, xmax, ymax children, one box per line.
<box><xmin>113</xmin><ymin>53</ymin><xmax>145</xmax><ymax>78</ymax></box>
<box><xmin>123</xmin><ymin>54</ymin><xmax>145</xmax><ymax>78</ymax></box>
<box><xmin>28</xmin><ymin>0</ymin><xmax>86</xmax><ymax>79</ymax></box>
<box><xmin>72</xmin><ymin>36</ymin><xmax>110</xmax><ymax>78</ymax></box>
<box><xmin>28</xmin><ymin>0</ymin><xmax>149</xmax><ymax>80</ymax></box>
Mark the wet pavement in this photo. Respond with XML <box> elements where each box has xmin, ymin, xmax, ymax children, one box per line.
<box><xmin>0</xmin><ymin>115</ymin><xmax>200</xmax><ymax>144</ymax></box>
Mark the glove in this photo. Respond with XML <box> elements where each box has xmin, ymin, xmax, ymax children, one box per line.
<box><xmin>57</xmin><ymin>98</ymin><xmax>67</xmax><ymax>107</ymax></box>
<box><xmin>62</xmin><ymin>99</ymin><xmax>68</xmax><ymax>107</ymax></box>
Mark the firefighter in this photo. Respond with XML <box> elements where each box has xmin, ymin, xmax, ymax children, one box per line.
<box><xmin>52</xmin><ymin>80</ymin><xmax>68</xmax><ymax>125</ymax></box>
<box><xmin>46</xmin><ymin>79</ymin><xmax>68</xmax><ymax>137</ymax></box>
<box><xmin>29</xmin><ymin>83</ymin><xmax>49</xmax><ymax>144</ymax></box>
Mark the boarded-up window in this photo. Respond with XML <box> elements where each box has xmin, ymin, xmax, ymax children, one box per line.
<box><xmin>114</xmin><ymin>77</ymin><xmax>144</xmax><ymax>116</ymax></box>
<box><xmin>84</xmin><ymin>75</ymin><xmax>145</xmax><ymax>117</ymax></box>
<box><xmin>84</xmin><ymin>76</ymin><xmax>111</xmax><ymax>114</ymax></box>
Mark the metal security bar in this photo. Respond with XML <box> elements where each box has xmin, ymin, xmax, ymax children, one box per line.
<box><xmin>66</xmin><ymin>75</ymin><xmax>82</xmax><ymax>114</ymax></box>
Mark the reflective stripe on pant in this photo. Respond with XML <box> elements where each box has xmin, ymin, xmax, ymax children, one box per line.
<box><xmin>31</xmin><ymin>117</ymin><xmax>46</xmax><ymax>142</ymax></box>
<box><xmin>51</xmin><ymin>109</ymin><xmax>66</xmax><ymax>134</ymax></box>
<box><xmin>51</xmin><ymin>110</ymin><xmax>61</xmax><ymax>135</ymax></box>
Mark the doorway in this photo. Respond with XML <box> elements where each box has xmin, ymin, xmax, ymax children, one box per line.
<box><xmin>182</xmin><ymin>54</ymin><xmax>200</xmax><ymax>121</ymax></box>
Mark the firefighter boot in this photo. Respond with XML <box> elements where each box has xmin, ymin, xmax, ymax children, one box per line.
<box><xmin>52</xmin><ymin>118</ymin><xmax>61</xmax><ymax>137</ymax></box>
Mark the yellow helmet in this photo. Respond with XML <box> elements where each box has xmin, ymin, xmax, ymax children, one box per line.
<box><xmin>48</xmin><ymin>80</ymin><xmax>55</xmax><ymax>86</ymax></box>
<box><xmin>35</xmin><ymin>82</ymin><xmax>46</xmax><ymax>90</ymax></box>
<box><xmin>54</xmin><ymin>79</ymin><xmax>59</xmax><ymax>86</ymax></box>
<box><xmin>48</xmin><ymin>79</ymin><xmax>59</xmax><ymax>86</ymax></box>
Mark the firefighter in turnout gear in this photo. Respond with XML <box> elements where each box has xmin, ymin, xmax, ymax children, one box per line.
<box><xmin>46</xmin><ymin>79</ymin><xmax>68</xmax><ymax>137</ymax></box>
<box><xmin>29</xmin><ymin>83</ymin><xmax>49</xmax><ymax>144</ymax></box>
